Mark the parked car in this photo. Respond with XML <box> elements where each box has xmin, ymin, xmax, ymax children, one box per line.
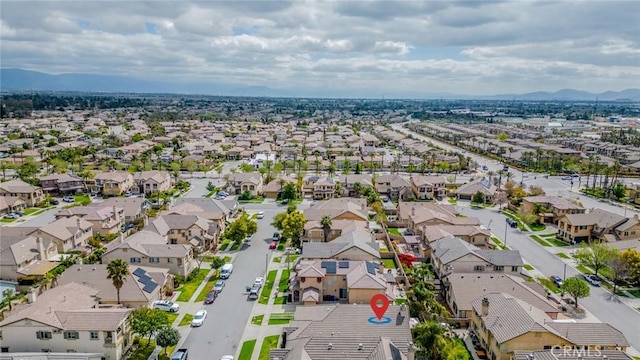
<box><xmin>63</xmin><ymin>195</ymin><xmax>75</xmax><ymax>203</ymax></box>
<box><xmin>281</xmin><ymin>198</ymin><xmax>290</xmax><ymax>205</ymax></box>
<box><xmin>506</xmin><ymin>218</ymin><xmax>518</xmax><ymax>228</ymax></box>
<box><xmin>50</xmin><ymin>199</ymin><xmax>60</xmax><ymax>205</ymax></box>
<box><xmin>285</xmin><ymin>247</ymin><xmax>302</xmax><ymax>254</ymax></box>
<box><xmin>125</xmin><ymin>190</ymin><xmax>132</xmax><ymax>197</ymax></box>
<box><xmin>220</xmin><ymin>263</ymin><xmax>233</xmax><ymax>279</ymax></box>
<box><xmin>152</xmin><ymin>300</ymin><xmax>180</xmax><ymax>312</ymax></box>
<box><xmin>213</xmin><ymin>279</ymin><xmax>225</xmax><ymax>293</ymax></box>
<box><xmin>4</xmin><ymin>212</ymin><xmax>21</xmax><ymax>219</ymax></box>
<box><xmin>584</xmin><ymin>274</ymin><xmax>601</xmax><ymax>286</ymax></box>
<box><xmin>551</xmin><ymin>275</ymin><xmax>563</xmax><ymax>288</ymax></box>
<box><xmin>571</xmin><ymin>173</ymin><xmax>580</xmax><ymax>178</ymax></box>
<box><xmin>170</xmin><ymin>348</ymin><xmax>189</xmax><ymax>360</ymax></box>
<box><xmin>204</xmin><ymin>291</ymin><xmax>218</xmax><ymax>304</ymax></box>
<box><xmin>381</xmin><ymin>196</ymin><xmax>389</xmax><ymax>202</ymax></box>
<box><xmin>272</xmin><ymin>232</ymin><xmax>280</xmax><ymax>241</ymax></box>
<box><xmin>254</xmin><ymin>277</ymin><xmax>264</xmax><ymax>287</ymax></box>
<box><xmin>561</xmin><ymin>175</ymin><xmax>573</xmax><ymax>180</ymax></box>
<box><xmin>220</xmin><ymin>356</ymin><xmax>235</xmax><ymax>360</ymax></box>
<box><xmin>269</xmin><ymin>240</ymin><xmax>278</xmax><ymax>250</ymax></box>
<box><xmin>257</xmin><ymin>211</ymin><xmax>264</xmax><ymax>219</ymax></box>
<box><xmin>191</xmin><ymin>310</ymin><xmax>207</xmax><ymax>327</ymax></box>
<box><xmin>482</xmin><ymin>165</ymin><xmax>488</xmax><ymax>171</ymax></box>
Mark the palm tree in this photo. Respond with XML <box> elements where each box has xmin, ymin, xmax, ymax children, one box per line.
<box><xmin>320</xmin><ymin>215</ymin><xmax>332</xmax><ymax>242</ymax></box>
<box><xmin>106</xmin><ymin>259</ymin><xmax>130</xmax><ymax>305</ymax></box>
<box><xmin>353</xmin><ymin>182</ymin><xmax>363</xmax><ymax>197</ymax></box>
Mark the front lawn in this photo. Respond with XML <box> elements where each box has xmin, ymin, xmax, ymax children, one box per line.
<box><xmin>259</xmin><ymin>270</ymin><xmax>278</xmax><ymax>304</ymax></box>
<box><xmin>576</xmin><ymin>265</ymin><xmax>594</xmax><ymax>275</ymax></box>
<box><xmin>529</xmin><ymin>223</ymin><xmax>546</xmax><ymax>231</ymax></box>
<box><xmin>382</xmin><ymin>258</ymin><xmax>397</xmax><ymax>269</ymax></box>
<box><xmin>238</xmin><ymin>197</ymin><xmax>265</xmax><ymax>204</ymax></box>
<box><xmin>274</xmin><ymin>296</ymin><xmax>287</xmax><ymax>304</ymax></box>
<box><xmin>176</xmin><ymin>269</ymin><xmax>208</xmax><ymax>302</ymax></box>
<box><xmin>23</xmin><ymin>208</ymin><xmax>40</xmax><ymax>215</ymax></box>
<box><xmin>258</xmin><ymin>335</ymin><xmax>280</xmax><ymax>360</ymax></box>
<box><xmin>230</xmin><ymin>241</ymin><xmax>241</xmax><ymax>251</ymax></box>
<box><xmin>219</xmin><ymin>240</ymin><xmax>231</xmax><ymax>251</ymax></box>
<box><xmin>251</xmin><ymin>315</ymin><xmax>264</xmax><ymax>325</ymax></box>
<box><xmin>0</xmin><ymin>218</ymin><xmax>16</xmax><ymax>223</ymax></box>
<box><xmin>178</xmin><ymin>313</ymin><xmax>194</xmax><ymax>326</ymax></box>
<box><xmin>268</xmin><ymin>312</ymin><xmax>294</xmax><ymax>325</ymax></box>
<box><xmin>447</xmin><ymin>197</ymin><xmax>457</xmax><ymax>204</ymax></box>
<box><xmin>272</xmin><ymin>257</ymin><xmax>281</xmax><ymax>263</ymax></box>
<box><xmin>387</xmin><ymin>228</ymin><xmax>402</xmax><ymax>236</ymax></box>
<box><xmin>547</xmin><ymin>238</ymin><xmax>570</xmax><ymax>247</ymax></box>
<box><xmin>278</xmin><ymin>269</ymin><xmax>290</xmax><ymax>292</ymax></box>
<box><xmin>195</xmin><ymin>274</ymin><xmax>219</xmax><ymax>302</ymax></box>
<box><xmin>129</xmin><ymin>339</ymin><xmax>156</xmax><ymax>360</ymax></box>
<box><xmin>538</xmin><ymin>277</ymin><xmax>561</xmax><ymax>293</ymax></box>
<box><xmin>74</xmin><ymin>195</ymin><xmax>92</xmax><ymax>206</ymax></box>
<box><xmin>239</xmin><ymin>339</ymin><xmax>257</xmax><ymax>360</ymax></box>
<box><xmin>166</xmin><ymin>312</ymin><xmax>179</xmax><ymax>325</ymax></box>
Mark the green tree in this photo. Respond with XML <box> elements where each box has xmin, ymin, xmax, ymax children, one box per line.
<box><xmin>574</xmin><ymin>242</ymin><xmax>615</xmax><ymax>276</ymax></box>
<box><xmin>611</xmin><ymin>182</ymin><xmax>625</xmax><ymax>200</ymax></box>
<box><xmin>280</xmin><ymin>182</ymin><xmax>297</xmax><ymax>200</ymax></box>
<box><xmin>271</xmin><ymin>211</ymin><xmax>287</xmax><ymax>230</ymax></box>
<box><xmin>182</xmin><ymin>159</ymin><xmax>198</xmax><ymax>174</ymax></box>
<box><xmin>320</xmin><ymin>215</ymin><xmax>332</xmax><ymax>242</ymax></box>
<box><xmin>561</xmin><ymin>277</ymin><xmax>590</xmax><ymax>308</ymax></box>
<box><xmin>223</xmin><ymin>213</ymin><xmax>257</xmax><ymax>244</ymax></box>
<box><xmin>17</xmin><ymin>157</ymin><xmax>39</xmax><ymax>182</ymax></box>
<box><xmin>130</xmin><ymin>307</ymin><xmax>170</xmax><ymax>342</ymax></box>
<box><xmin>131</xmin><ymin>133</ymin><xmax>145</xmax><ymax>142</ymax></box>
<box><xmin>156</xmin><ymin>327</ymin><xmax>180</xmax><ymax>355</ymax></box>
<box><xmin>621</xmin><ymin>248</ymin><xmax>640</xmax><ymax>285</ymax></box>
<box><xmin>106</xmin><ymin>259</ymin><xmax>130</xmax><ymax>304</ymax></box>
<box><xmin>608</xmin><ymin>254</ymin><xmax>629</xmax><ymax>293</ymax></box>
<box><xmin>210</xmin><ymin>256</ymin><xmax>226</xmax><ymax>275</ymax></box>
<box><xmin>471</xmin><ymin>191</ymin><xmax>485</xmax><ymax>204</ymax></box>
<box><xmin>281</xmin><ymin>210</ymin><xmax>306</xmax><ymax>248</ymax></box>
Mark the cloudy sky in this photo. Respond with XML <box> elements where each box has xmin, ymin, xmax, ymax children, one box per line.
<box><xmin>1</xmin><ymin>0</ymin><xmax>639</xmax><ymax>96</ymax></box>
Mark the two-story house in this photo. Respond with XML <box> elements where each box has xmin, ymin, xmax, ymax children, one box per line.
<box><xmin>289</xmin><ymin>260</ymin><xmax>393</xmax><ymax>305</ymax></box>
<box><xmin>227</xmin><ymin>172</ymin><xmax>263</xmax><ymax>196</ymax></box>
<box><xmin>0</xmin><ymin>236</ymin><xmax>59</xmax><ymax>283</ymax></box>
<box><xmin>131</xmin><ymin>171</ymin><xmax>172</xmax><ymax>195</ymax></box>
<box><xmin>521</xmin><ymin>196</ymin><xmax>585</xmax><ymax>224</ymax></box>
<box><xmin>92</xmin><ymin>171</ymin><xmax>135</xmax><ymax>197</ymax></box>
<box><xmin>0</xmin><ymin>196</ymin><xmax>26</xmax><ymax>216</ymax></box>
<box><xmin>431</xmin><ymin>236</ymin><xmax>524</xmax><ymax>279</ymax></box>
<box><xmin>456</xmin><ymin>178</ymin><xmax>497</xmax><ymax>203</ymax></box>
<box><xmin>313</xmin><ymin>176</ymin><xmax>336</xmax><ymax>200</ymax></box>
<box><xmin>557</xmin><ymin>209</ymin><xmax>628</xmax><ymax>243</ymax></box>
<box><xmin>0</xmin><ymin>179</ymin><xmax>45</xmax><ymax>207</ymax></box>
<box><xmin>470</xmin><ymin>293</ymin><xmax>629</xmax><ymax>360</ymax></box>
<box><xmin>422</xmin><ymin>224</ymin><xmax>491</xmax><ymax>248</ymax></box>
<box><xmin>411</xmin><ymin>175</ymin><xmax>446</xmax><ymax>200</ymax></box>
<box><xmin>300</xmin><ymin>229</ymin><xmax>380</xmax><ymax>261</ymax></box>
<box><xmin>374</xmin><ymin>174</ymin><xmax>413</xmax><ymax>201</ymax></box>
<box><xmin>102</xmin><ymin>231</ymin><xmax>195</xmax><ymax>277</ymax></box>
<box><xmin>397</xmin><ymin>202</ymin><xmax>480</xmax><ymax>235</ymax></box>
<box><xmin>100</xmin><ymin>197</ymin><xmax>149</xmax><ymax>224</ymax></box>
<box><xmin>149</xmin><ymin>214</ymin><xmax>216</xmax><ymax>250</ymax></box>
<box><xmin>337</xmin><ymin>174</ymin><xmax>373</xmax><ymax>197</ymax></box>
<box><xmin>30</xmin><ymin>216</ymin><xmax>93</xmax><ymax>254</ymax></box>
<box><xmin>0</xmin><ymin>283</ymin><xmax>133</xmax><ymax>359</ymax></box>
<box><xmin>55</xmin><ymin>205</ymin><xmax>124</xmax><ymax>236</ymax></box>
<box><xmin>38</xmin><ymin>173</ymin><xmax>86</xmax><ymax>195</ymax></box>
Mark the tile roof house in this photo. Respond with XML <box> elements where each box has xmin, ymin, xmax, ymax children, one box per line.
<box><xmin>431</xmin><ymin>236</ymin><xmax>524</xmax><ymax>278</ymax></box>
<box><xmin>91</xmin><ymin>171</ymin><xmax>135</xmax><ymax>196</ymax></box>
<box><xmin>0</xmin><ymin>236</ymin><xmax>59</xmax><ymax>283</ymax></box>
<box><xmin>521</xmin><ymin>196</ymin><xmax>586</xmax><ymax>224</ymax></box>
<box><xmin>513</xmin><ymin>350</ymin><xmax>632</xmax><ymax>360</ymax></box>
<box><xmin>227</xmin><ymin>172</ymin><xmax>263</xmax><ymax>196</ymax></box>
<box><xmin>30</xmin><ymin>216</ymin><xmax>93</xmax><ymax>254</ymax></box>
<box><xmin>38</xmin><ymin>173</ymin><xmax>86</xmax><ymax>195</ymax></box>
<box><xmin>0</xmin><ymin>179</ymin><xmax>45</xmax><ymax>207</ymax></box>
<box><xmin>422</xmin><ymin>224</ymin><xmax>491</xmax><ymax>248</ymax></box>
<box><xmin>0</xmin><ymin>282</ymin><xmax>133</xmax><ymax>359</ymax></box>
<box><xmin>443</xmin><ymin>273</ymin><xmax>560</xmax><ymax>321</ymax></box>
<box><xmin>271</xmin><ymin>304</ymin><xmax>414</xmax><ymax>360</ymax></box>
<box><xmin>397</xmin><ymin>202</ymin><xmax>480</xmax><ymax>234</ymax></box>
<box><xmin>556</xmin><ymin>208</ymin><xmax>631</xmax><ymax>243</ymax></box>
<box><xmin>470</xmin><ymin>293</ymin><xmax>629</xmax><ymax>360</ymax></box>
<box><xmin>98</xmin><ymin>197</ymin><xmax>149</xmax><ymax>223</ymax></box>
<box><xmin>131</xmin><ymin>170</ymin><xmax>172</xmax><ymax>195</ymax></box>
<box><xmin>455</xmin><ymin>178</ymin><xmax>498</xmax><ymax>203</ymax></box>
<box><xmin>301</xmin><ymin>229</ymin><xmax>380</xmax><ymax>261</ymax></box>
<box><xmin>0</xmin><ymin>195</ymin><xmax>26</xmax><ymax>215</ymax></box>
<box><xmin>55</xmin><ymin>205</ymin><xmax>124</xmax><ymax>236</ymax></box>
<box><xmin>58</xmin><ymin>264</ymin><xmax>170</xmax><ymax>308</ymax></box>
<box><xmin>313</xmin><ymin>176</ymin><xmax>336</xmax><ymax>200</ymax></box>
<box><xmin>149</xmin><ymin>214</ymin><xmax>217</xmax><ymax>250</ymax></box>
<box><xmin>290</xmin><ymin>260</ymin><xmax>393</xmax><ymax>305</ymax></box>
<box><xmin>337</xmin><ymin>174</ymin><xmax>373</xmax><ymax>197</ymax></box>
<box><xmin>303</xmin><ymin>198</ymin><xmax>368</xmax><ymax>223</ymax></box>
<box><xmin>410</xmin><ymin>175</ymin><xmax>446</xmax><ymax>200</ymax></box>
<box><xmin>375</xmin><ymin>174</ymin><xmax>413</xmax><ymax>201</ymax></box>
<box><xmin>303</xmin><ymin>218</ymin><xmax>369</xmax><ymax>242</ymax></box>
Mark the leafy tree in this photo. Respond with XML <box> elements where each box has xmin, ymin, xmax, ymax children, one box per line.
<box><xmin>238</xmin><ymin>190</ymin><xmax>253</xmax><ymax>201</ymax></box>
<box><xmin>412</xmin><ymin>321</ymin><xmax>469</xmax><ymax>360</ymax></box>
<box><xmin>621</xmin><ymin>249</ymin><xmax>640</xmax><ymax>285</ymax></box>
<box><xmin>131</xmin><ymin>133</ymin><xmax>145</xmax><ymax>142</ymax></box>
<box><xmin>17</xmin><ymin>157</ymin><xmax>39</xmax><ymax>182</ymax></box>
<box><xmin>496</xmin><ymin>132</ymin><xmax>509</xmax><ymax>142</ymax></box>
<box><xmin>280</xmin><ymin>182</ymin><xmax>297</xmax><ymax>200</ymax></box>
<box><xmin>528</xmin><ymin>185</ymin><xmax>545</xmax><ymax>196</ymax></box>
<box><xmin>611</xmin><ymin>182</ymin><xmax>625</xmax><ymax>200</ymax></box>
<box><xmin>206</xmin><ymin>181</ymin><xmax>216</xmax><ymax>192</ymax></box>
<box><xmin>106</xmin><ymin>259</ymin><xmax>130</xmax><ymax>304</ymax></box>
<box><xmin>130</xmin><ymin>307</ymin><xmax>170</xmax><ymax>342</ymax></box>
<box><xmin>182</xmin><ymin>159</ymin><xmax>198</xmax><ymax>174</ymax></box>
<box><xmin>210</xmin><ymin>256</ymin><xmax>226</xmax><ymax>275</ymax></box>
<box><xmin>223</xmin><ymin>213</ymin><xmax>257</xmax><ymax>244</ymax></box>
<box><xmin>320</xmin><ymin>215</ymin><xmax>332</xmax><ymax>242</ymax></box>
<box><xmin>156</xmin><ymin>327</ymin><xmax>181</xmax><ymax>355</ymax></box>
<box><xmin>239</xmin><ymin>163</ymin><xmax>254</xmax><ymax>172</ymax></box>
<box><xmin>281</xmin><ymin>210</ymin><xmax>306</xmax><ymax>248</ymax></box>
<box><xmin>1</xmin><ymin>289</ymin><xmax>15</xmax><ymax>311</ymax></box>
<box><xmin>471</xmin><ymin>191</ymin><xmax>485</xmax><ymax>204</ymax></box>
<box><xmin>561</xmin><ymin>277</ymin><xmax>590</xmax><ymax>308</ymax></box>
<box><xmin>574</xmin><ymin>242</ymin><xmax>615</xmax><ymax>276</ymax></box>
<box><xmin>608</xmin><ymin>253</ymin><xmax>629</xmax><ymax>293</ymax></box>
<box><xmin>271</xmin><ymin>212</ymin><xmax>287</xmax><ymax>230</ymax></box>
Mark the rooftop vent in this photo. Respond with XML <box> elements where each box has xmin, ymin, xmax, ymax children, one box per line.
<box><xmin>328</xmin><ymin>343</ymin><xmax>333</xmax><ymax>350</ymax></box>
<box><xmin>358</xmin><ymin>344</ymin><xmax>363</xmax><ymax>350</ymax></box>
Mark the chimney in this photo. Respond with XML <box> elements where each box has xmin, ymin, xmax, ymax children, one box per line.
<box><xmin>411</xmin><ymin>207</ymin><xmax>415</xmax><ymax>216</ymax></box>
<box><xmin>113</xmin><ymin>206</ymin><xmax>118</xmax><ymax>221</ymax></box>
<box><xmin>27</xmin><ymin>287</ymin><xmax>38</xmax><ymax>303</ymax></box>
<box><xmin>76</xmin><ymin>217</ymin><xmax>82</xmax><ymax>229</ymax></box>
<box><xmin>481</xmin><ymin>297</ymin><xmax>490</xmax><ymax>316</ymax></box>
<box><xmin>407</xmin><ymin>341</ymin><xmax>416</xmax><ymax>360</ymax></box>
<box><xmin>35</xmin><ymin>236</ymin><xmax>45</xmax><ymax>260</ymax></box>
<box><xmin>119</xmin><ymin>232</ymin><xmax>124</xmax><ymax>243</ymax></box>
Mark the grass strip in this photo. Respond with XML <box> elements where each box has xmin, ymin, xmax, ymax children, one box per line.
<box><xmin>268</xmin><ymin>313</ymin><xmax>294</xmax><ymax>325</ymax></box>
<box><xmin>259</xmin><ymin>270</ymin><xmax>278</xmax><ymax>304</ymax></box>
<box><xmin>278</xmin><ymin>269</ymin><xmax>290</xmax><ymax>292</ymax></box>
<box><xmin>258</xmin><ymin>335</ymin><xmax>280</xmax><ymax>360</ymax></box>
<box><xmin>524</xmin><ymin>264</ymin><xmax>534</xmax><ymax>271</ymax></box>
<box><xmin>178</xmin><ymin>313</ymin><xmax>194</xmax><ymax>326</ymax></box>
<box><xmin>530</xmin><ymin>235</ymin><xmax>551</xmax><ymax>247</ymax></box>
<box><xmin>238</xmin><ymin>339</ymin><xmax>257</xmax><ymax>360</ymax></box>
<box><xmin>251</xmin><ymin>315</ymin><xmax>264</xmax><ymax>325</ymax></box>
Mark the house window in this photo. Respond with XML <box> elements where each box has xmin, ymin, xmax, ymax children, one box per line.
<box><xmin>90</xmin><ymin>332</ymin><xmax>99</xmax><ymax>340</ymax></box>
<box><xmin>130</xmin><ymin>258</ymin><xmax>141</xmax><ymax>263</ymax></box>
<box><xmin>1</xmin><ymin>347</ymin><xmax>8</xmax><ymax>353</ymax></box>
<box><xmin>170</xmin><ymin>239</ymin><xmax>178</xmax><ymax>244</ymax></box>
<box><xmin>149</xmin><ymin>258</ymin><xmax>160</xmax><ymax>263</ymax></box>
<box><xmin>64</xmin><ymin>331</ymin><xmax>79</xmax><ymax>340</ymax></box>
<box><xmin>36</xmin><ymin>331</ymin><xmax>52</xmax><ymax>339</ymax></box>
<box><xmin>473</xmin><ymin>265</ymin><xmax>485</xmax><ymax>272</ymax></box>
<box><xmin>511</xmin><ymin>266</ymin><xmax>519</xmax><ymax>272</ymax></box>
<box><xmin>494</xmin><ymin>266</ymin><xmax>504</xmax><ymax>272</ymax></box>
<box><xmin>167</xmin><ymin>258</ymin><xmax>172</xmax><ymax>263</ymax></box>
<box><xmin>339</xmin><ymin>288</ymin><xmax>348</xmax><ymax>299</ymax></box>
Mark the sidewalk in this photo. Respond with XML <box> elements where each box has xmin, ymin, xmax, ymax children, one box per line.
<box><xmin>236</xmin><ymin>253</ymin><xmax>293</xmax><ymax>360</ymax></box>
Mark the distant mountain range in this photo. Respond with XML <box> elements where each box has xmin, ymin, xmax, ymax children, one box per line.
<box><xmin>2</xmin><ymin>68</ymin><xmax>639</xmax><ymax>101</ymax></box>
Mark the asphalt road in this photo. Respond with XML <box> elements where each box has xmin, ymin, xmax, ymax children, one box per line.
<box><xmin>179</xmin><ymin>200</ymin><xmax>310</xmax><ymax>359</ymax></box>
<box><xmin>462</xmin><ymin>205</ymin><xmax>640</xmax><ymax>349</ymax></box>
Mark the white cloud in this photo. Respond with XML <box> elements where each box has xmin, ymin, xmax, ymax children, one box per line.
<box><xmin>0</xmin><ymin>0</ymin><xmax>638</xmax><ymax>95</ymax></box>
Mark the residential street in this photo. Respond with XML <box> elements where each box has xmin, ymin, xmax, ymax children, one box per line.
<box><xmin>461</xmin><ymin>204</ymin><xmax>640</xmax><ymax>350</ymax></box>
<box><xmin>177</xmin><ymin>200</ymin><xmax>310</xmax><ymax>360</ymax></box>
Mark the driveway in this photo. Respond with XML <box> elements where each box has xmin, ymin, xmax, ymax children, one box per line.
<box><xmin>462</xmin><ymin>205</ymin><xmax>640</xmax><ymax>350</ymax></box>
<box><xmin>177</xmin><ymin>200</ymin><xmax>310</xmax><ymax>359</ymax></box>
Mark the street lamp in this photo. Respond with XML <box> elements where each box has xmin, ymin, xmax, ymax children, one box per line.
<box><xmin>563</xmin><ymin>263</ymin><xmax>567</xmax><ymax>281</ymax></box>
<box><xmin>504</xmin><ymin>221</ymin><xmax>508</xmax><ymax>248</ymax></box>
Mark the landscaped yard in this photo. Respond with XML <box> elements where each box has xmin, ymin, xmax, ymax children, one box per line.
<box><xmin>387</xmin><ymin>228</ymin><xmax>402</xmax><ymax>236</ymax></box>
<box><xmin>166</xmin><ymin>312</ymin><xmax>179</xmax><ymax>325</ymax></box>
<box><xmin>251</xmin><ymin>315</ymin><xmax>264</xmax><ymax>325</ymax></box>
<box><xmin>238</xmin><ymin>339</ymin><xmax>257</xmax><ymax>360</ymax></box>
<box><xmin>0</xmin><ymin>218</ymin><xmax>16</xmax><ymax>223</ymax></box>
<box><xmin>272</xmin><ymin>257</ymin><xmax>281</xmax><ymax>263</ymax></box>
<box><xmin>176</xmin><ymin>269</ymin><xmax>208</xmax><ymax>302</ymax></box>
<box><xmin>238</xmin><ymin>197</ymin><xmax>265</xmax><ymax>204</ymax></box>
<box><xmin>530</xmin><ymin>235</ymin><xmax>551</xmax><ymax>247</ymax></box>
<box><xmin>268</xmin><ymin>312</ymin><xmax>294</xmax><ymax>325</ymax></box>
<box><xmin>382</xmin><ymin>258</ymin><xmax>397</xmax><ymax>269</ymax></box>
<box><xmin>529</xmin><ymin>223</ymin><xmax>546</xmax><ymax>231</ymax></box>
<box><xmin>278</xmin><ymin>269</ymin><xmax>290</xmax><ymax>292</ymax></box>
<box><xmin>258</xmin><ymin>335</ymin><xmax>280</xmax><ymax>360</ymax></box>
<box><xmin>195</xmin><ymin>274</ymin><xmax>219</xmax><ymax>302</ymax></box>
<box><xmin>230</xmin><ymin>241</ymin><xmax>241</xmax><ymax>251</ymax></box>
<box><xmin>23</xmin><ymin>208</ymin><xmax>39</xmax><ymax>215</ymax></box>
<box><xmin>74</xmin><ymin>195</ymin><xmax>92</xmax><ymax>205</ymax></box>
<box><xmin>447</xmin><ymin>197</ymin><xmax>457</xmax><ymax>204</ymax></box>
<box><xmin>259</xmin><ymin>270</ymin><xmax>278</xmax><ymax>304</ymax></box>
<box><xmin>394</xmin><ymin>298</ymin><xmax>407</xmax><ymax>305</ymax></box>
<box><xmin>538</xmin><ymin>277</ymin><xmax>561</xmax><ymax>293</ymax></box>
<box><xmin>178</xmin><ymin>313</ymin><xmax>194</xmax><ymax>326</ymax></box>
<box><xmin>219</xmin><ymin>240</ymin><xmax>231</xmax><ymax>251</ymax></box>
<box><xmin>274</xmin><ymin>296</ymin><xmax>287</xmax><ymax>304</ymax></box>
<box><xmin>129</xmin><ymin>339</ymin><xmax>156</xmax><ymax>360</ymax></box>
<box><xmin>546</xmin><ymin>238</ymin><xmax>569</xmax><ymax>247</ymax></box>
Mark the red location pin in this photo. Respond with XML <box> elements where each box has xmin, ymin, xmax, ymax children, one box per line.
<box><xmin>370</xmin><ymin>294</ymin><xmax>390</xmax><ymax>320</ymax></box>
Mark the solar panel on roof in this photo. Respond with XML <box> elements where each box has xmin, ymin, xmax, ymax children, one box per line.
<box><xmin>137</xmin><ymin>274</ymin><xmax>152</xmax><ymax>283</ymax></box>
<box><xmin>390</xmin><ymin>343</ymin><xmax>403</xmax><ymax>360</ymax></box>
<box><xmin>325</xmin><ymin>262</ymin><xmax>336</xmax><ymax>274</ymax></box>
<box><xmin>132</xmin><ymin>268</ymin><xmax>146</xmax><ymax>277</ymax></box>
<box><xmin>365</xmin><ymin>262</ymin><xmax>377</xmax><ymax>275</ymax></box>
<box><xmin>142</xmin><ymin>282</ymin><xmax>158</xmax><ymax>293</ymax></box>
<box><xmin>338</xmin><ymin>261</ymin><xmax>349</xmax><ymax>268</ymax></box>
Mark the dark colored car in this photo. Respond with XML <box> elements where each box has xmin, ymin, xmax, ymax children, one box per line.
<box><xmin>551</xmin><ymin>275</ymin><xmax>563</xmax><ymax>288</ymax></box>
<box><xmin>50</xmin><ymin>199</ymin><xmax>59</xmax><ymax>205</ymax></box>
<box><xmin>204</xmin><ymin>291</ymin><xmax>218</xmax><ymax>304</ymax></box>
<box><xmin>506</xmin><ymin>218</ymin><xmax>517</xmax><ymax>228</ymax></box>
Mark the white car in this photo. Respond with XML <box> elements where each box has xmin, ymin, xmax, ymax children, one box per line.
<box><xmin>254</xmin><ymin>277</ymin><xmax>264</xmax><ymax>287</ymax></box>
<box><xmin>257</xmin><ymin>211</ymin><xmax>265</xmax><ymax>219</ymax></box>
<box><xmin>191</xmin><ymin>310</ymin><xmax>207</xmax><ymax>327</ymax></box>
<box><xmin>220</xmin><ymin>356</ymin><xmax>234</xmax><ymax>360</ymax></box>
<box><xmin>152</xmin><ymin>300</ymin><xmax>180</xmax><ymax>312</ymax></box>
